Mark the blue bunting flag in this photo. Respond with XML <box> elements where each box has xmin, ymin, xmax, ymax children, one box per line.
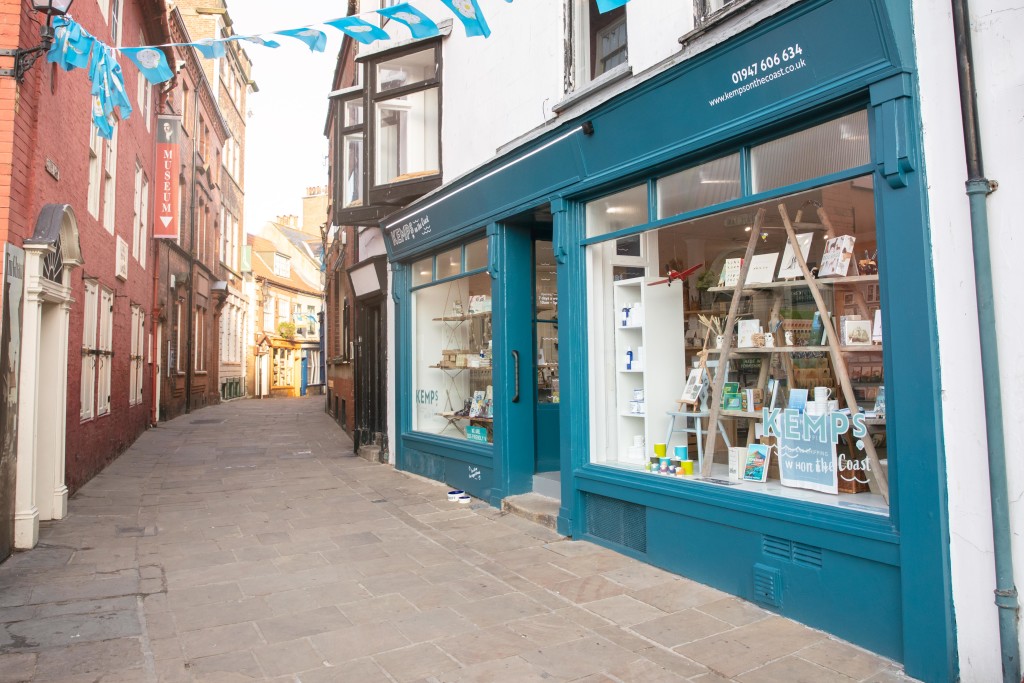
<box><xmin>275</xmin><ymin>28</ymin><xmax>328</xmax><ymax>53</ymax></box>
<box><xmin>595</xmin><ymin>0</ymin><xmax>629</xmax><ymax>12</ymax></box>
<box><xmin>226</xmin><ymin>35</ymin><xmax>281</xmax><ymax>49</ymax></box>
<box><xmin>191</xmin><ymin>38</ymin><xmax>227</xmax><ymax>59</ymax></box>
<box><xmin>376</xmin><ymin>4</ymin><xmax>440</xmax><ymax>40</ymax></box>
<box><xmin>324</xmin><ymin>16</ymin><xmax>390</xmax><ymax>45</ymax></box>
<box><xmin>47</xmin><ymin>16</ymin><xmax>94</xmax><ymax>71</ymax></box>
<box><xmin>121</xmin><ymin>47</ymin><xmax>174</xmax><ymax>84</ymax></box>
<box><xmin>437</xmin><ymin>0</ymin><xmax>491</xmax><ymax>38</ymax></box>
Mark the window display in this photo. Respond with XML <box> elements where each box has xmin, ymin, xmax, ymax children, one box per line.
<box><xmin>587</xmin><ymin>110</ymin><xmax>888</xmax><ymax>515</ymax></box>
<box><xmin>412</xmin><ymin>238</ymin><xmax>494</xmax><ymax>443</ymax></box>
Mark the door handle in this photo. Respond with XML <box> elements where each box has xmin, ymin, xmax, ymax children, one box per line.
<box><xmin>511</xmin><ymin>350</ymin><xmax>520</xmax><ymax>403</ymax></box>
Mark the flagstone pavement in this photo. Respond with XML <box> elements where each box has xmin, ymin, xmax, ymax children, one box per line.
<box><xmin>0</xmin><ymin>397</ymin><xmax>918</xmax><ymax>683</ymax></box>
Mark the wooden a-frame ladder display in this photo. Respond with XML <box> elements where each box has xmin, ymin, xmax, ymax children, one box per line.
<box><xmin>699</xmin><ymin>204</ymin><xmax>890</xmax><ymax>503</ymax></box>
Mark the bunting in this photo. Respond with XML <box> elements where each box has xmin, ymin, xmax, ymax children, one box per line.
<box><xmin>42</xmin><ymin>0</ymin><xmax>596</xmax><ymax>138</ymax></box>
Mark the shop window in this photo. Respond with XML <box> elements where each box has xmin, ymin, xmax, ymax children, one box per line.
<box><xmin>751</xmin><ymin>111</ymin><xmax>870</xmax><ymax>193</ymax></box>
<box><xmin>657</xmin><ymin>154</ymin><xmax>741</xmax><ymax>218</ymax></box>
<box><xmin>412</xmin><ymin>256</ymin><xmax>433</xmax><ymax>287</ymax></box>
<box><xmin>585</xmin><ymin>184</ymin><xmax>647</xmax><ymax>238</ymax></box>
<box><xmin>586</xmin><ymin>111</ymin><xmax>888</xmax><ymax>516</ymax></box>
<box><xmin>435</xmin><ymin>246</ymin><xmax>462</xmax><ymax>280</ymax></box>
<box><xmin>371</xmin><ymin>44</ymin><xmax>440</xmax><ymax>189</ymax></box>
<box><xmin>273</xmin><ymin>348</ymin><xmax>295</xmax><ymax>387</ymax></box>
<box><xmin>411</xmin><ymin>239</ymin><xmax>494</xmax><ymax>444</ymax></box>
<box><xmin>465</xmin><ymin>238</ymin><xmax>488</xmax><ymax>271</ymax></box>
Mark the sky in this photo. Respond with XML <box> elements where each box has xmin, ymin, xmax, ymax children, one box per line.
<box><xmin>228</xmin><ymin>2</ymin><xmax>346</xmax><ymax>233</ymax></box>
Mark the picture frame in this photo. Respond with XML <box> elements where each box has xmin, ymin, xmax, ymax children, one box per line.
<box><xmin>843</xmin><ymin>319</ymin><xmax>873</xmax><ymax>346</ymax></box>
<box><xmin>843</xmin><ymin>292</ymin><xmax>855</xmax><ymax>306</ymax></box>
<box><xmin>679</xmin><ymin>367</ymin><xmax>706</xmax><ymax>406</ymax></box>
<box><xmin>746</xmin><ymin>253</ymin><xmax>780</xmax><ymax>285</ymax></box>
<box><xmin>778</xmin><ymin>233</ymin><xmax>814</xmax><ymax>279</ymax></box>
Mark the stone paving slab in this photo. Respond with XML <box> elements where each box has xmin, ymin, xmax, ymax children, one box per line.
<box><xmin>0</xmin><ymin>397</ymin><xmax>917</xmax><ymax>682</ymax></box>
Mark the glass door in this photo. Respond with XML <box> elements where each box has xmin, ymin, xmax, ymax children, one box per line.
<box><xmin>534</xmin><ymin>239</ymin><xmax>560</xmax><ymax>473</ymax></box>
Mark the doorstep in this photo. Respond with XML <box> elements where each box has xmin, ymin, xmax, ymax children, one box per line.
<box><xmin>502</xmin><ymin>492</ymin><xmax>561</xmax><ymax>531</ymax></box>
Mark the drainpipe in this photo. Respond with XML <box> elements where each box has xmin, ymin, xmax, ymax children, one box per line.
<box><xmin>184</xmin><ymin>80</ymin><xmax>200</xmax><ymax>414</ymax></box>
<box><xmin>951</xmin><ymin>1</ymin><xmax>1019</xmax><ymax>681</ymax></box>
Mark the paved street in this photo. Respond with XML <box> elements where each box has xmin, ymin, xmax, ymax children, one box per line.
<box><xmin>0</xmin><ymin>398</ymin><xmax>913</xmax><ymax>682</ymax></box>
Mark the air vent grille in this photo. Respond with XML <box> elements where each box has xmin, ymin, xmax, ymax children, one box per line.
<box><xmin>763</xmin><ymin>535</ymin><xmax>823</xmax><ymax>569</ymax></box>
<box><xmin>792</xmin><ymin>542</ymin><xmax>823</xmax><ymax>569</ymax></box>
<box><xmin>584</xmin><ymin>493</ymin><xmax>647</xmax><ymax>554</ymax></box>
<box><xmin>753</xmin><ymin>563</ymin><xmax>783</xmax><ymax>608</ymax></box>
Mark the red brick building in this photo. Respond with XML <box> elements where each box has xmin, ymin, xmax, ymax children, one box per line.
<box><xmin>0</xmin><ymin>0</ymin><xmax>172</xmax><ymax>555</ymax></box>
<box><xmin>152</xmin><ymin>7</ymin><xmax>230</xmax><ymax>422</ymax></box>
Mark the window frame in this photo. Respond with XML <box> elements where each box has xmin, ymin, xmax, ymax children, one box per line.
<box><xmin>81</xmin><ymin>280</ymin><xmax>99</xmax><ymax>421</ymax></box>
<box><xmin>366</xmin><ymin>40</ymin><xmax>443</xmax><ymax>207</ymax></box>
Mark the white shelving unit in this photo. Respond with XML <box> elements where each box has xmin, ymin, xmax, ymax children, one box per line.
<box><xmin>611</xmin><ymin>277</ymin><xmax>686</xmax><ymax>466</ymax></box>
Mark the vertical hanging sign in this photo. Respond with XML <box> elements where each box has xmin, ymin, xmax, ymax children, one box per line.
<box><xmin>155</xmin><ymin>115</ymin><xmax>182</xmax><ymax>239</ymax></box>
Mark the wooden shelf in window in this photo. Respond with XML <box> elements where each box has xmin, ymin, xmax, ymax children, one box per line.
<box><xmin>708</xmin><ymin>274</ymin><xmax>879</xmax><ymax>294</ymax></box>
<box><xmin>432</xmin><ymin>313</ymin><xmax>492</xmax><ymax>321</ymax></box>
<box><xmin>429</xmin><ymin>364</ymin><xmax>492</xmax><ymax>372</ymax></box>
<box><xmin>437</xmin><ymin>412</ymin><xmax>493</xmax><ymax>423</ymax></box>
<box><xmin>705</xmin><ymin>345</ymin><xmax>881</xmax><ymax>354</ymax></box>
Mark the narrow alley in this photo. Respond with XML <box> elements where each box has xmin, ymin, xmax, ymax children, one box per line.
<box><xmin>0</xmin><ymin>399</ymin><xmax>909</xmax><ymax>682</ymax></box>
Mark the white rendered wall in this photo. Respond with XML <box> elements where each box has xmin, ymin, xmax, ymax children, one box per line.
<box><xmin>914</xmin><ymin>0</ymin><xmax>1024</xmax><ymax>679</ymax></box>
<box><xmin>439</xmin><ymin>1</ymin><xmax>563</xmax><ymax>180</ymax></box>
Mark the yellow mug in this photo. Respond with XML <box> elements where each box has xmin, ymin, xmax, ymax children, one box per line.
<box><xmin>681</xmin><ymin>461</ymin><xmax>694</xmax><ymax>475</ymax></box>
<box><xmin>653</xmin><ymin>443</ymin><xmax>667</xmax><ymax>457</ymax></box>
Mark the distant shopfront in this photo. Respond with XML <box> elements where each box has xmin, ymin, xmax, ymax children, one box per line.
<box><xmin>383</xmin><ymin>1</ymin><xmax>952</xmax><ymax>680</ymax></box>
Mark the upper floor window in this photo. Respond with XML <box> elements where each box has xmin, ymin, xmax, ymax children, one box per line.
<box><xmin>338</xmin><ymin>94</ymin><xmax>364</xmax><ymax>209</ymax></box>
<box><xmin>695</xmin><ymin>0</ymin><xmax>742</xmax><ymax>27</ymax></box>
<box><xmin>371</xmin><ymin>45</ymin><xmax>440</xmax><ymax>189</ymax></box>
<box><xmin>274</xmin><ymin>253</ymin><xmax>291</xmax><ymax>278</ymax></box>
<box><xmin>591</xmin><ymin>1</ymin><xmax>627</xmax><ymax>78</ymax></box>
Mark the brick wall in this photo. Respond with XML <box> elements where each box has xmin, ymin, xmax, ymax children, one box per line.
<box><xmin>5</xmin><ymin>1</ymin><xmax>169</xmax><ymax>493</ymax></box>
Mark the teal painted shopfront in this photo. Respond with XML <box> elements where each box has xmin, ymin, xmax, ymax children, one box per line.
<box><xmin>383</xmin><ymin>0</ymin><xmax>953</xmax><ymax>680</ymax></box>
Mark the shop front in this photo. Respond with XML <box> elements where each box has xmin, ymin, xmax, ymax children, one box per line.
<box><xmin>383</xmin><ymin>0</ymin><xmax>952</xmax><ymax>679</ymax></box>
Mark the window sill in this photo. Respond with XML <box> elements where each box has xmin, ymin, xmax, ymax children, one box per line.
<box><xmin>552</xmin><ymin>63</ymin><xmax>633</xmax><ymax>115</ymax></box>
<box><xmin>679</xmin><ymin>0</ymin><xmax>800</xmax><ymax>48</ymax></box>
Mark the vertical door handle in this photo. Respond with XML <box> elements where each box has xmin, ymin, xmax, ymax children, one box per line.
<box><xmin>511</xmin><ymin>350</ymin><xmax>520</xmax><ymax>403</ymax></box>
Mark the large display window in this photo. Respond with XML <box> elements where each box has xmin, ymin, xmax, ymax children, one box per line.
<box><xmin>587</xmin><ymin>110</ymin><xmax>889</xmax><ymax>515</ymax></box>
<box><xmin>411</xmin><ymin>238</ymin><xmax>494</xmax><ymax>443</ymax></box>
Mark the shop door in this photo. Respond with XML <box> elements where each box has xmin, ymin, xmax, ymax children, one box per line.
<box><xmin>533</xmin><ymin>238</ymin><xmax>560</xmax><ymax>473</ymax></box>
<box><xmin>354</xmin><ymin>297</ymin><xmax>386</xmax><ymax>451</ymax></box>
<box><xmin>300</xmin><ymin>355</ymin><xmax>309</xmax><ymax>396</ymax></box>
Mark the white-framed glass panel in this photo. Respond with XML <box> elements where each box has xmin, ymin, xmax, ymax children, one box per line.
<box><xmin>585</xmin><ymin>184</ymin><xmax>647</xmax><ymax>238</ymax></box>
<box><xmin>751</xmin><ymin>111</ymin><xmax>870</xmax><ymax>193</ymax></box>
<box><xmin>345</xmin><ymin>99</ymin><xmax>364</xmax><ymax>126</ymax></box>
<box><xmin>595</xmin><ymin>16</ymin><xmax>627</xmax><ymax>77</ymax></box>
<box><xmin>412</xmin><ymin>257</ymin><xmax>433</xmax><ymax>287</ymax></box>
<box><xmin>412</xmin><ymin>270</ymin><xmax>494</xmax><ymax>443</ymax></box>
<box><xmin>342</xmin><ymin>131</ymin><xmax>364</xmax><ymax>208</ymax></box>
<box><xmin>657</xmin><ymin>154</ymin><xmax>742</xmax><ymax>219</ymax></box>
<box><xmin>374</xmin><ymin>88</ymin><xmax>439</xmax><ymax>186</ymax></box>
<box><xmin>587</xmin><ymin>174</ymin><xmax>888</xmax><ymax>516</ymax></box>
<box><xmin>375</xmin><ymin>48</ymin><xmax>436</xmax><ymax>93</ymax></box>
<box><xmin>435</xmin><ymin>246</ymin><xmax>462</xmax><ymax>280</ymax></box>
<box><xmin>465</xmin><ymin>238</ymin><xmax>488</xmax><ymax>271</ymax></box>
<box><xmin>81</xmin><ymin>280</ymin><xmax>99</xmax><ymax>421</ymax></box>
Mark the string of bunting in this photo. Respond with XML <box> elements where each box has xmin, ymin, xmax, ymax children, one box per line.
<box><xmin>46</xmin><ymin>0</ymin><xmax>630</xmax><ymax>139</ymax></box>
